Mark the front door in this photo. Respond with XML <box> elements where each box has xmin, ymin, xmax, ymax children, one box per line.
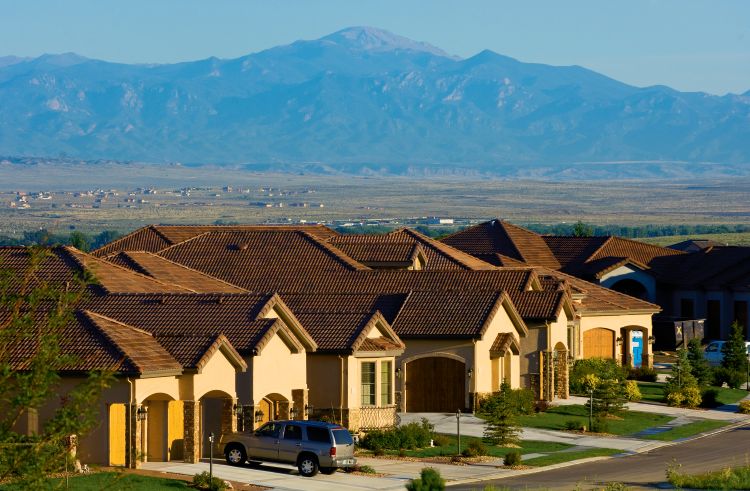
<box><xmin>631</xmin><ymin>331</ymin><xmax>643</xmax><ymax>368</ymax></box>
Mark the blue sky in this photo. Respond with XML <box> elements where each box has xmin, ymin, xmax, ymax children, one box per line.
<box><xmin>1</xmin><ymin>0</ymin><xmax>748</xmax><ymax>95</ymax></box>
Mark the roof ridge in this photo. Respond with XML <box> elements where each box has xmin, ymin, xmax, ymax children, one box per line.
<box><xmin>402</xmin><ymin>228</ymin><xmax>495</xmax><ymax>270</ymax></box>
<box><xmin>584</xmin><ymin>236</ymin><xmax>615</xmax><ymax>263</ymax></box>
<box><xmin>299</xmin><ymin>231</ymin><xmax>371</xmax><ymax>271</ymax></box>
<box><xmin>89</xmin><ymin>225</ymin><xmax>167</xmax><ymax>257</ymax></box>
<box><xmin>153</xmin><ymin>230</ymin><xmax>213</xmax><ymax>255</ymax></box>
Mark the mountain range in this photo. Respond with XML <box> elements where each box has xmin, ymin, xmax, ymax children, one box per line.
<box><xmin>1</xmin><ymin>26</ymin><xmax>749</xmax><ymax>177</ymax></box>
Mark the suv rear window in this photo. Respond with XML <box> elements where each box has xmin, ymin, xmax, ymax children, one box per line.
<box><xmin>332</xmin><ymin>429</ymin><xmax>353</xmax><ymax>445</ymax></box>
<box><xmin>305</xmin><ymin>426</ymin><xmax>331</xmax><ymax>443</ymax></box>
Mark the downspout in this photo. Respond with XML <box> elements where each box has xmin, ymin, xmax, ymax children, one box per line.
<box><xmin>339</xmin><ymin>355</ymin><xmax>345</xmax><ymax>424</ymax></box>
<box><xmin>471</xmin><ymin>339</ymin><xmax>477</xmax><ymax>413</ymax></box>
<box><xmin>126</xmin><ymin>377</ymin><xmax>134</xmax><ymax>468</ymax></box>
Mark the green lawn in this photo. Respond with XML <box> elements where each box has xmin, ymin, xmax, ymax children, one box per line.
<box><xmin>642</xmin><ymin>420</ymin><xmax>729</xmax><ymax>441</ymax></box>
<box><xmin>668</xmin><ymin>462</ymin><xmax>750</xmax><ymax>489</ymax></box>
<box><xmin>523</xmin><ymin>448</ymin><xmax>622</xmax><ymax>467</ymax></box>
<box><xmin>374</xmin><ymin>434</ymin><xmax>572</xmax><ymax>459</ymax></box>
<box><xmin>0</xmin><ymin>472</ymin><xmax>190</xmax><ymax>490</ymax></box>
<box><xmin>636</xmin><ymin>381</ymin><xmax>749</xmax><ymax>407</ymax></box>
<box><xmin>517</xmin><ymin>404</ymin><xmax>673</xmax><ymax>436</ymax></box>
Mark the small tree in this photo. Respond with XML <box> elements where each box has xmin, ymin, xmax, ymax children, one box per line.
<box><xmin>482</xmin><ymin>383</ymin><xmax>521</xmax><ymax>446</ymax></box>
<box><xmin>721</xmin><ymin>321</ymin><xmax>749</xmax><ymax>389</ymax></box>
<box><xmin>572</xmin><ymin>221</ymin><xmax>594</xmax><ymax>237</ymax></box>
<box><xmin>686</xmin><ymin>338</ymin><xmax>712</xmax><ymax>387</ymax></box>
<box><xmin>406</xmin><ymin>467</ymin><xmax>445</xmax><ymax>491</ymax></box>
<box><xmin>665</xmin><ymin>348</ymin><xmax>701</xmax><ymax>407</ymax></box>
<box><xmin>587</xmin><ymin>378</ymin><xmax>626</xmax><ymax>417</ymax></box>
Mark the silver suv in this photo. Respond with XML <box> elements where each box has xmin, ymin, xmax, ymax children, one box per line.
<box><xmin>221</xmin><ymin>420</ymin><xmax>357</xmax><ymax>477</ymax></box>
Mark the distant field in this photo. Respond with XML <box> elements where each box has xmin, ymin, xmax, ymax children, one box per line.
<box><xmin>639</xmin><ymin>232</ymin><xmax>750</xmax><ymax>247</ymax></box>
<box><xmin>3</xmin><ymin>163</ymin><xmax>750</xmax><ymax>239</ymax></box>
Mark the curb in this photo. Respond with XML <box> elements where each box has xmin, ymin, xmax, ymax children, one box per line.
<box><xmin>444</xmin><ymin>419</ymin><xmax>750</xmax><ymax>487</ymax></box>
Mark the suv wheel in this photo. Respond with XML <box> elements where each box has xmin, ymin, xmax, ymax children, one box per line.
<box><xmin>225</xmin><ymin>444</ymin><xmax>246</xmax><ymax>466</ymax></box>
<box><xmin>297</xmin><ymin>453</ymin><xmax>319</xmax><ymax>477</ymax></box>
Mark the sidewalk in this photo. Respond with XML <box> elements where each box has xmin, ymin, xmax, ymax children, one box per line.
<box><xmin>556</xmin><ymin>394</ymin><xmax>750</xmax><ymax>420</ymax></box>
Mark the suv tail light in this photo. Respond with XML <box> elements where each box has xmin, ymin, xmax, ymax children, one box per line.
<box><xmin>329</xmin><ymin>446</ymin><xmax>337</xmax><ymax>457</ymax></box>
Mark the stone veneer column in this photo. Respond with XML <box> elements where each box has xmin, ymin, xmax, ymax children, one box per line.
<box><xmin>126</xmin><ymin>405</ymin><xmax>142</xmax><ymax>468</ymax></box>
<box><xmin>241</xmin><ymin>404</ymin><xmax>254</xmax><ymax>431</ymax></box>
<box><xmin>221</xmin><ymin>399</ymin><xmax>237</xmax><ymax>436</ymax></box>
<box><xmin>183</xmin><ymin>401</ymin><xmax>201</xmax><ymax>464</ymax></box>
<box><xmin>555</xmin><ymin>351</ymin><xmax>569</xmax><ymax>399</ymax></box>
<box><xmin>292</xmin><ymin>389</ymin><xmax>307</xmax><ymax>420</ymax></box>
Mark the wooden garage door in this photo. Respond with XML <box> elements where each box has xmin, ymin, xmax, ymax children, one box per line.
<box><xmin>405</xmin><ymin>357</ymin><xmax>465</xmax><ymax>412</ymax></box>
<box><xmin>584</xmin><ymin>328</ymin><xmax>615</xmax><ymax>359</ymax></box>
<box><xmin>108</xmin><ymin>404</ymin><xmax>126</xmax><ymax>466</ymax></box>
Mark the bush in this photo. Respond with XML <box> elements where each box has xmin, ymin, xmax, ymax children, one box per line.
<box><xmin>627</xmin><ymin>366</ymin><xmax>658</xmax><ymax>382</ymax></box>
<box><xmin>478</xmin><ymin>384</ymin><xmax>535</xmax><ymax>416</ymax></box>
<box><xmin>570</xmin><ymin>358</ymin><xmax>627</xmax><ymax>394</ymax></box>
<box><xmin>564</xmin><ymin>420</ymin><xmax>585</xmax><ymax>431</ymax></box>
<box><xmin>624</xmin><ymin>380</ymin><xmax>642</xmax><ymax>401</ymax></box>
<box><xmin>398</xmin><ymin>448</ymin><xmax>407</xmax><ymax>458</ymax></box>
<box><xmin>432</xmin><ymin>434</ymin><xmax>451</xmax><ymax>447</ymax></box>
<box><xmin>534</xmin><ymin>399</ymin><xmax>551</xmax><ymax>413</ymax></box>
<box><xmin>461</xmin><ymin>440</ymin><xmax>487</xmax><ymax>458</ymax></box>
<box><xmin>666</xmin><ymin>391</ymin><xmax>685</xmax><ymax>407</ymax></box>
<box><xmin>701</xmin><ymin>388</ymin><xmax>720</xmax><ymax>408</ymax></box>
<box><xmin>590</xmin><ymin>416</ymin><xmax>609</xmax><ymax>433</ymax></box>
<box><xmin>482</xmin><ymin>384</ymin><xmax>521</xmax><ymax>446</ymax></box>
<box><xmin>503</xmin><ymin>451</ymin><xmax>522</xmax><ymax>466</ymax></box>
<box><xmin>362</xmin><ymin>419</ymin><xmax>433</xmax><ymax>450</ymax></box>
<box><xmin>739</xmin><ymin>400</ymin><xmax>750</xmax><ymax>414</ymax></box>
<box><xmin>406</xmin><ymin>467</ymin><xmax>445</xmax><ymax>491</ymax></box>
<box><xmin>356</xmin><ymin>465</ymin><xmax>377</xmax><ymax>474</ymax></box>
<box><xmin>682</xmin><ymin>386</ymin><xmax>702</xmax><ymax>408</ymax></box>
<box><xmin>192</xmin><ymin>472</ymin><xmax>227</xmax><ymax>490</ymax></box>
<box><xmin>712</xmin><ymin>366</ymin><xmax>745</xmax><ymax>389</ymax></box>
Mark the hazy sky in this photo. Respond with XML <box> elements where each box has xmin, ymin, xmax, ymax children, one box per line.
<box><xmin>2</xmin><ymin>0</ymin><xmax>748</xmax><ymax>95</ymax></box>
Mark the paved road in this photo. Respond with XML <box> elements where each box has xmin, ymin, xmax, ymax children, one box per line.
<box><xmin>451</xmin><ymin>422</ymin><xmax>750</xmax><ymax>490</ymax></box>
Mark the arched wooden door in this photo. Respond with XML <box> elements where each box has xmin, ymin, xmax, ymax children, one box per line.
<box><xmin>583</xmin><ymin>328</ymin><xmax>615</xmax><ymax>359</ymax></box>
<box><xmin>405</xmin><ymin>357</ymin><xmax>465</xmax><ymax>412</ymax></box>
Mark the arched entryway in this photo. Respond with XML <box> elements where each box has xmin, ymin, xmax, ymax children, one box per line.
<box><xmin>583</xmin><ymin>328</ymin><xmax>615</xmax><ymax>359</ymax></box>
<box><xmin>404</xmin><ymin>355</ymin><xmax>466</xmax><ymax>412</ymax></box>
<box><xmin>138</xmin><ymin>393</ymin><xmax>183</xmax><ymax>463</ymax></box>
<box><xmin>621</xmin><ymin>326</ymin><xmax>650</xmax><ymax>368</ymax></box>
<box><xmin>610</xmin><ymin>279</ymin><xmax>648</xmax><ymax>300</ymax></box>
<box><xmin>200</xmin><ymin>390</ymin><xmax>235</xmax><ymax>459</ymax></box>
<box><xmin>257</xmin><ymin>393</ymin><xmax>289</xmax><ymax>426</ymax></box>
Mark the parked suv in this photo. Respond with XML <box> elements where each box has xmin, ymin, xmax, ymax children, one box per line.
<box><xmin>704</xmin><ymin>340</ymin><xmax>750</xmax><ymax>366</ymax></box>
<box><xmin>220</xmin><ymin>420</ymin><xmax>356</xmax><ymax>477</ymax></box>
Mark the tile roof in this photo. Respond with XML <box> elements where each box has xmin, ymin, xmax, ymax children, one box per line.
<box><xmin>82</xmin><ymin>311</ymin><xmax>182</xmax><ymax>376</ymax></box>
<box><xmin>358</xmin><ymin>336</ymin><xmax>404</xmax><ymax>352</ymax></box>
<box><xmin>92</xmin><ymin>226</ymin><xmax>173</xmax><ymax>257</ymax></box>
<box><xmin>508</xmin><ymin>290</ymin><xmax>567</xmax><ymax>321</ymax></box>
<box><xmin>154</xmin><ymin>333</ymin><xmax>246</xmax><ymax>371</ymax></box>
<box><xmin>490</xmin><ymin>332</ymin><xmax>520</xmax><ymax>356</ymax></box>
<box><xmin>327</xmin><ymin>239</ymin><xmax>421</xmax><ymax>266</ymax></box>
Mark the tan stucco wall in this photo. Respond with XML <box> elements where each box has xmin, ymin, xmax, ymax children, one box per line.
<box><xmin>578</xmin><ymin>313</ymin><xmax>653</xmax><ymax>362</ymax></box>
<box><xmin>306</xmin><ymin>354</ymin><xmax>345</xmax><ymax>409</ymax></box>
<box><xmin>135</xmin><ymin>376</ymin><xmax>180</xmax><ymax>403</ymax></box>
<box><xmin>474</xmin><ymin>306</ymin><xmax>521</xmax><ymax>391</ymax></box>
<box><xmin>250</xmin><ymin>333</ymin><xmax>306</xmax><ymax>405</ymax></box>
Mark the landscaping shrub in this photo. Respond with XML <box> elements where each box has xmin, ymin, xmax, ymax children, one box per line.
<box><xmin>192</xmin><ymin>472</ymin><xmax>227</xmax><ymax>491</ymax></box>
<box><xmin>665</xmin><ymin>348</ymin><xmax>702</xmax><ymax>407</ymax></box>
<box><xmin>478</xmin><ymin>383</ymin><xmax>535</xmax><ymax>416</ymax></box>
<box><xmin>624</xmin><ymin>380</ymin><xmax>642</xmax><ymax>401</ymax></box>
<box><xmin>712</xmin><ymin>366</ymin><xmax>745</xmax><ymax>390</ymax></box>
<box><xmin>590</xmin><ymin>416</ymin><xmax>609</xmax><ymax>433</ymax></box>
<box><xmin>588</xmin><ymin>378</ymin><xmax>626</xmax><ymax>417</ymax></box>
<box><xmin>627</xmin><ymin>366</ymin><xmax>658</xmax><ymax>382</ymax></box>
<box><xmin>534</xmin><ymin>399</ymin><xmax>551</xmax><ymax>413</ymax></box>
<box><xmin>398</xmin><ymin>448</ymin><xmax>407</xmax><ymax>458</ymax></box>
<box><xmin>687</xmin><ymin>338</ymin><xmax>713</xmax><ymax>387</ymax></box>
<box><xmin>361</xmin><ymin>419</ymin><xmax>433</xmax><ymax>450</ymax></box>
<box><xmin>356</xmin><ymin>465</ymin><xmax>377</xmax><ymax>474</ymax></box>
<box><xmin>373</xmin><ymin>446</ymin><xmax>385</xmax><ymax>456</ymax></box>
<box><xmin>406</xmin><ymin>467</ymin><xmax>445</xmax><ymax>491</ymax></box>
<box><xmin>461</xmin><ymin>440</ymin><xmax>487</xmax><ymax>458</ymax></box>
<box><xmin>432</xmin><ymin>434</ymin><xmax>451</xmax><ymax>447</ymax></box>
<box><xmin>681</xmin><ymin>386</ymin><xmax>702</xmax><ymax>408</ymax></box>
<box><xmin>739</xmin><ymin>400</ymin><xmax>750</xmax><ymax>414</ymax></box>
<box><xmin>570</xmin><ymin>358</ymin><xmax>627</xmax><ymax>394</ymax></box>
<box><xmin>481</xmin><ymin>383</ymin><xmax>521</xmax><ymax>446</ymax></box>
<box><xmin>701</xmin><ymin>388</ymin><xmax>720</xmax><ymax>408</ymax></box>
<box><xmin>503</xmin><ymin>451</ymin><xmax>522</xmax><ymax>466</ymax></box>
<box><xmin>564</xmin><ymin>420</ymin><xmax>584</xmax><ymax>431</ymax></box>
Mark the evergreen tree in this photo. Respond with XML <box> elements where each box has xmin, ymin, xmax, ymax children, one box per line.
<box><xmin>572</xmin><ymin>221</ymin><xmax>594</xmax><ymax>237</ymax></box>
<box><xmin>482</xmin><ymin>383</ymin><xmax>521</xmax><ymax>446</ymax></box>
<box><xmin>587</xmin><ymin>378</ymin><xmax>626</xmax><ymax>417</ymax></box>
<box><xmin>665</xmin><ymin>348</ymin><xmax>701</xmax><ymax>406</ymax></box>
<box><xmin>686</xmin><ymin>338</ymin><xmax>712</xmax><ymax>387</ymax></box>
<box><xmin>720</xmin><ymin>321</ymin><xmax>749</xmax><ymax>389</ymax></box>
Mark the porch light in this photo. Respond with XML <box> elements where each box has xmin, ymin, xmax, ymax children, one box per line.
<box><xmin>233</xmin><ymin>403</ymin><xmax>243</xmax><ymax>416</ymax></box>
<box><xmin>467</xmin><ymin>368</ymin><xmax>473</xmax><ymax>379</ymax></box>
<box><xmin>616</xmin><ymin>336</ymin><xmax>623</xmax><ymax>346</ymax></box>
<box><xmin>289</xmin><ymin>407</ymin><xmax>298</xmax><ymax>420</ymax></box>
<box><xmin>395</xmin><ymin>367</ymin><xmax>401</xmax><ymax>379</ymax></box>
<box><xmin>136</xmin><ymin>406</ymin><xmax>148</xmax><ymax>421</ymax></box>
<box><xmin>254</xmin><ymin>410</ymin><xmax>264</xmax><ymax>423</ymax></box>
<box><xmin>304</xmin><ymin>404</ymin><xmax>314</xmax><ymax>418</ymax></box>
<box><xmin>648</xmin><ymin>335</ymin><xmax>656</xmax><ymax>344</ymax></box>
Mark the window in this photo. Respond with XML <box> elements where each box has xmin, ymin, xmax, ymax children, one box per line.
<box><xmin>680</xmin><ymin>299</ymin><xmax>695</xmax><ymax>319</ymax></box>
<box><xmin>283</xmin><ymin>424</ymin><xmax>302</xmax><ymax>440</ymax></box>
<box><xmin>332</xmin><ymin>429</ymin><xmax>354</xmax><ymax>445</ymax></box>
<box><xmin>734</xmin><ymin>301</ymin><xmax>748</xmax><ymax>333</ymax></box>
<box><xmin>256</xmin><ymin>422</ymin><xmax>280</xmax><ymax>438</ymax></box>
<box><xmin>305</xmin><ymin>426</ymin><xmax>331</xmax><ymax>443</ymax></box>
<box><xmin>361</xmin><ymin>361</ymin><xmax>376</xmax><ymax>406</ymax></box>
<box><xmin>380</xmin><ymin>360</ymin><xmax>392</xmax><ymax>405</ymax></box>
<box><xmin>705</xmin><ymin>342</ymin><xmax>720</xmax><ymax>352</ymax></box>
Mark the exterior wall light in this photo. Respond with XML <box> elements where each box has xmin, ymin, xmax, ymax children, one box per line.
<box><xmin>616</xmin><ymin>336</ymin><xmax>623</xmax><ymax>346</ymax></box>
<box><xmin>136</xmin><ymin>406</ymin><xmax>148</xmax><ymax>421</ymax></box>
<box><xmin>304</xmin><ymin>404</ymin><xmax>314</xmax><ymax>418</ymax></box>
<box><xmin>254</xmin><ymin>410</ymin><xmax>264</xmax><ymax>423</ymax></box>
<box><xmin>233</xmin><ymin>403</ymin><xmax>243</xmax><ymax>416</ymax></box>
<box><xmin>467</xmin><ymin>368</ymin><xmax>473</xmax><ymax>379</ymax></box>
<box><xmin>648</xmin><ymin>335</ymin><xmax>656</xmax><ymax>344</ymax></box>
<box><xmin>395</xmin><ymin>367</ymin><xmax>402</xmax><ymax>379</ymax></box>
<box><xmin>289</xmin><ymin>407</ymin><xmax>298</xmax><ymax>420</ymax></box>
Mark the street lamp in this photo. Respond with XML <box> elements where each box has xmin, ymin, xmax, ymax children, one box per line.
<box><xmin>208</xmin><ymin>432</ymin><xmax>215</xmax><ymax>483</ymax></box>
<box><xmin>588</xmin><ymin>388</ymin><xmax>593</xmax><ymax>432</ymax></box>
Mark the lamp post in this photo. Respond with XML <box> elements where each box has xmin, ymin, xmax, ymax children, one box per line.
<box><xmin>588</xmin><ymin>388</ymin><xmax>593</xmax><ymax>432</ymax></box>
<box><xmin>208</xmin><ymin>432</ymin><xmax>214</xmax><ymax>484</ymax></box>
<box><xmin>455</xmin><ymin>409</ymin><xmax>461</xmax><ymax>456</ymax></box>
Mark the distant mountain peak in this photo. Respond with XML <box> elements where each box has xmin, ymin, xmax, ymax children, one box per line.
<box><xmin>35</xmin><ymin>52</ymin><xmax>90</xmax><ymax>67</ymax></box>
<box><xmin>322</xmin><ymin>26</ymin><xmax>456</xmax><ymax>58</ymax></box>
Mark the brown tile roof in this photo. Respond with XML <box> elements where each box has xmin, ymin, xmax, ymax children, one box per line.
<box><xmin>358</xmin><ymin>336</ymin><xmax>404</xmax><ymax>352</ymax></box>
<box><xmin>443</xmin><ymin>220</ymin><xmax>560</xmax><ymax>269</ymax></box>
<box><xmin>508</xmin><ymin>290</ymin><xmax>567</xmax><ymax>321</ymax></box>
<box><xmin>654</xmin><ymin>246</ymin><xmax>750</xmax><ymax>288</ymax></box>
<box><xmin>328</xmin><ymin>239</ymin><xmax>421</xmax><ymax>266</ymax></box>
<box><xmin>391</xmin><ymin>290</ymin><xmax>526</xmax><ymax>339</ymax></box>
<box><xmin>490</xmin><ymin>332</ymin><xmax>520</xmax><ymax>356</ymax></box>
<box><xmin>542</xmin><ymin>236</ymin><xmax>610</xmax><ymax>270</ymax></box>
<box><xmin>387</xmin><ymin>228</ymin><xmax>497</xmax><ymax>270</ymax></box>
<box><xmin>82</xmin><ymin>311</ymin><xmax>182</xmax><ymax>376</ymax></box>
<box><xmin>92</xmin><ymin>226</ymin><xmax>173</xmax><ymax>257</ymax></box>
<box><xmin>154</xmin><ymin>333</ymin><xmax>246</xmax><ymax>372</ymax></box>
<box><xmin>117</xmin><ymin>251</ymin><xmax>247</xmax><ymax>293</ymax></box>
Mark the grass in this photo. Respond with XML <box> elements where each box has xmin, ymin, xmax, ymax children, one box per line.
<box><xmin>636</xmin><ymin>381</ymin><xmax>749</xmax><ymax>406</ymax></box>
<box><xmin>517</xmin><ymin>405</ymin><xmax>673</xmax><ymax>436</ymax></box>
<box><xmin>667</xmin><ymin>462</ymin><xmax>750</xmax><ymax>489</ymax></box>
<box><xmin>642</xmin><ymin>419</ymin><xmax>729</xmax><ymax>441</ymax></box>
<box><xmin>523</xmin><ymin>448</ymin><xmax>622</xmax><ymax>467</ymax></box>
<box><xmin>377</xmin><ymin>434</ymin><xmax>572</xmax><ymax>459</ymax></box>
<box><xmin>0</xmin><ymin>472</ymin><xmax>190</xmax><ymax>490</ymax></box>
